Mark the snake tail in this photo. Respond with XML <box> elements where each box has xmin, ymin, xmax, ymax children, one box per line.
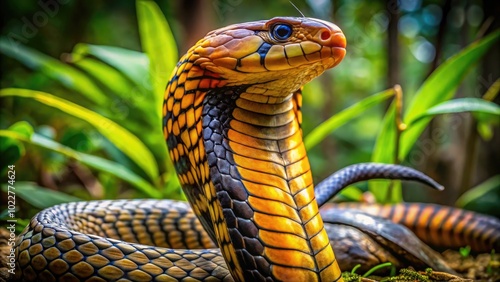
<box><xmin>314</xmin><ymin>163</ymin><xmax>444</xmax><ymax>207</ymax></box>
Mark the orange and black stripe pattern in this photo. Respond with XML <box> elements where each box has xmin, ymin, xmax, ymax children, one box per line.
<box><xmin>163</xmin><ymin>17</ymin><xmax>346</xmax><ymax>281</ymax></box>
<box><xmin>14</xmin><ymin>200</ymin><xmax>230</xmax><ymax>281</ymax></box>
<box><xmin>328</xmin><ymin>202</ymin><xmax>500</xmax><ymax>252</ymax></box>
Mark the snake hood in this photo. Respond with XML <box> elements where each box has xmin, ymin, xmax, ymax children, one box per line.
<box><xmin>179</xmin><ymin>16</ymin><xmax>346</xmax><ymax>96</ymax></box>
<box><xmin>164</xmin><ymin>17</ymin><xmax>347</xmax><ymax>281</ymax></box>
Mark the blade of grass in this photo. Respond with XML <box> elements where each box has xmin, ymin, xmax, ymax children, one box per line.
<box><xmin>455</xmin><ymin>175</ymin><xmax>500</xmax><ymax>208</ymax></box>
<box><xmin>305</xmin><ymin>88</ymin><xmax>395</xmax><ymax>150</ymax></box>
<box><xmin>362</xmin><ymin>262</ymin><xmax>392</xmax><ymax>277</ymax></box>
<box><xmin>2</xmin><ymin>182</ymin><xmax>82</xmax><ymax>208</ymax></box>
<box><xmin>0</xmin><ymin>88</ymin><xmax>159</xmax><ymax>182</ymax></box>
<box><xmin>136</xmin><ymin>0</ymin><xmax>179</xmax><ymax>184</ymax></box>
<box><xmin>0</xmin><ymin>37</ymin><xmax>107</xmax><ymax>105</ymax></box>
<box><xmin>136</xmin><ymin>0</ymin><xmax>178</xmax><ymax>105</ymax></box>
<box><xmin>410</xmin><ymin>98</ymin><xmax>500</xmax><ymax>125</ymax></box>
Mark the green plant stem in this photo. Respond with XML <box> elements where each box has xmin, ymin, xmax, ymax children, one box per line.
<box><xmin>362</xmin><ymin>262</ymin><xmax>392</xmax><ymax>277</ymax></box>
<box><xmin>386</xmin><ymin>85</ymin><xmax>405</xmax><ymax>203</ymax></box>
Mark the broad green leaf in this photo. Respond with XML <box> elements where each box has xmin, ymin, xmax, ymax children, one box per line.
<box><xmin>71</xmin><ymin>57</ymin><xmax>134</xmax><ymax>97</ymax></box>
<box><xmin>0</xmin><ymin>88</ymin><xmax>159</xmax><ymax>181</ymax></box>
<box><xmin>369</xmin><ymin>103</ymin><xmax>403</xmax><ymax>203</ymax></box>
<box><xmin>9</xmin><ymin>121</ymin><xmax>34</xmax><ymax>138</ymax></box>
<box><xmin>0</xmin><ymin>37</ymin><xmax>107</xmax><ymax>105</ymax></box>
<box><xmin>72</xmin><ymin>56</ymin><xmax>160</xmax><ymax>135</ymax></box>
<box><xmin>71</xmin><ymin>44</ymin><xmax>150</xmax><ymax>90</ymax></box>
<box><xmin>410</xmin><ymin>98</ymin><xmax>500</xmax><ymax>125</ymax></box>
<box><xmin>371</xmin><ymin>103</ymin><xmax>397</xmax><ymax>164</ymax></box>
<box><xmin>137</xmin><ymin>0</ymin><xmax>179</xmax><ymax>179</ymax></box>
<box><xmin>400</xmin><ymin>30</ymin><xmax>500</xmax><ymax>160</ymax></box>
<box><xmin>71</xmin><ymin>44</ymin><xmax>169</xmax><ymax>173</ymax></box>
<box><xmin>305</xmin><ymin>88</ymin><xmax>395</xmax><ymax>150</ymax></box>
<box><xmin>0</xmin><ymin>130</ymin><xmax>161</xmax><ymax>198</ymax></box>
<box><xmin>2</xmin><ymin>182</ymin><xmax>82</xmax><ymax>209</ymax></box>
<box><xmin>137</xmin><ymin>0</ymin><xmax>178</xmax><ymax>105</ymax></box>
<box><xmin>0</xmin><ymin>136</ymin><xmax>23</xmax><ymax>173</ymax></box>
<box><xmin>0</xmin><ymin>121</ymin><xmax>32</xmax><ymax>173</ymax></box>
<box><xmin>455</xmin><ymin>175</ymin><xmax>500</xmax><ymax>217</ymax></box>
<box><xmin>456</xmin><ymin>175</ymin><xmax>500</xmax><ymax>207</ymax></box>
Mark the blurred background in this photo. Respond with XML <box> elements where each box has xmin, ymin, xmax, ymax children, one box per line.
<box><xmin>1</xmin><ymin>0</ymin><xmax>499</xmax><ymax>222</ymax></box>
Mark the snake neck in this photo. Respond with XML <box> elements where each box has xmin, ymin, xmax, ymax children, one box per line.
<box><xmin>194</xmin><ymin>88</ymin><xmax>341</xmax><ymax>281</ymax></box>
<box><xmin>163</xmin><ymin>51</ymin><xmax>341</xmax><ymax>281</ymax></box>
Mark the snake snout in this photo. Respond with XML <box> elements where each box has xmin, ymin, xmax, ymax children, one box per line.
<box><xmin>317</xmin><ymin>28</ymin><xmax>346</xmax><ymax>49</ymax></box>
<box><xmin>310</xmin><ymin>19</ymin><xmax>346</xmax><ymax>49</ymax></box>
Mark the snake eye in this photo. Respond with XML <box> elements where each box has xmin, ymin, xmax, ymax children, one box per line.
<box><xmin>271</xmin><ymin>24</ymin><xmax>293</xmax><ymax>41</ymax></box>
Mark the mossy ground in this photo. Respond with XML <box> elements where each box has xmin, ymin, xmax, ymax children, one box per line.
<box><xmin>342</xmin><ymin>250</ymin><xmax>500</xmax><ymax>282</ymax></box>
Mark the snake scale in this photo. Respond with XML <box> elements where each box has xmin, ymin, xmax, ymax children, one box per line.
<box><xmin>14</xmin><ymin>17</ymin><xmax>500</xmax><ymax>281</ymax></box>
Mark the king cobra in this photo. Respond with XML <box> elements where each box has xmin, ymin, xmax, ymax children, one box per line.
<box><xmin>14</xmin><ymin>17</ymin><xmax>500</xmax><ymax>281</ymax></box>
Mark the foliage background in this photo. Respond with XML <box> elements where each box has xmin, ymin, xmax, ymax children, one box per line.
<box><xmin>1</xmin><ymin>0</ymin><xmax>499</xmax><ymax>222</ymax></box>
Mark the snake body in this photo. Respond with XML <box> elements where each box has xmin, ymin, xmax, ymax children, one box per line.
<box><xmin>323</xmin><ymin>202</ymin><xmax>500</xmax><ymax>252</ymax></box>
<box><xmin>14</xmin><ymin>17</ymin><xmax>500</xmax><ymax>281</ymax></box>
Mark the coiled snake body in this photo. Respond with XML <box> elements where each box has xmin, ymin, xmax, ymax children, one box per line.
<box><xmin>14</xmin><ymin>17</ymin><xmax>500</xmax><ymax>281</ymax></box>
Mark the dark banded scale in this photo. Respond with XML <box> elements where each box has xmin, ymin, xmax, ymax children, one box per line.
<box><xmin>323</xmin><ymin>202</ymin><xmax>500</xmax><ymax>253</ymax></box>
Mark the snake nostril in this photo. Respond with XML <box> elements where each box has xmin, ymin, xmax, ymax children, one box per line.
<box><xmin>320</xmin><ymin>30</ymin><xmax>331</xmax><ymax>41</ymax></box>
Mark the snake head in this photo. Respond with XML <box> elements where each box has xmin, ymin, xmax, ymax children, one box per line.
<box><xmin>188</xmin><ymin>17</ymin><xmax>346</xmax><ymax>95</ymax></box>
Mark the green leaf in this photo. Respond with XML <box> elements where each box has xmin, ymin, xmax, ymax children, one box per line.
<box><xmin>477</xmin><ymin>121</ymin><xmax>494</xmax><ymax>141</ymax></box>
<box><xmin>71</xmin><ymin>44</ymin><xmax>150</xmax><ymax>89</ymax></box>
<box><xmin>2</xmin><ymin>182</ymin><xmax>82</xmax><ymax>209</ymax></box>
<box><xmin>0</xmin><ymin>88</ymin><xmax>159</xmax><ymax>181</ymax></box>
<box><xmin>136</xmin><ymin>0</ymin><xmax>178</xmax><ymax>105</ymax></box>
<box><xmin>369</xmin><ymin>102</ymin><xmax>403</xmax><ymax>203</ymax></box>
<box><xmin>70</xmin><ymin>44</ymin><xmax>170</xmax><ymax>174</ymax></box>
<box><xmin>305</xmin><ymin>88</ymin><xmax>395</xmax><ymax>150</ymax></box>
<box><xmin>400</xmin><ymin>30</ymin><xmax>500</xmax><ymax>160</ymax></box>
<box><xmin>0</xmin><ymin>121</ymin><xmax>33</xmax><ymax>173</ymax></box>
<box><xmin>136</xmin><ymin>0</ymin><xmax>179</xmax><ymax>180</ymax></box>
<box><xmin>0</xmin><ymin>136</ymin><xmax>23</xmax><ymax>173</ymax></box>
<box><xmin>71</xmin><ymin>57</ymin><xmax>135</xmax><ymax>97</ymax></box>
<box><xmin>370</xmin><ymin>30</ymin><xmax>499</xmax><ymax>203</ymax></box>
<box><xmin>60</xmin><ymin>128</ymin><xmax>94</xmax><ymax>153</ymax></box>
<box><xmin>0</xmin><ymin>37</ymin><xmax>108</xmax><ymax>105</ymax></box>
<box><xmin>337</xmin><ymin>186</ymin><xmax>364</xmax><ymax>202</ymax></box>
<box><xmin>0</xmin><ymin>130</ymin><xmax>161</xmax><ymax>198</ymax></box>
<box><xmin>9</xmin><ymin>121</ymin><xmax>35</xmax><ymax>138</ymax></box>
<box><xmin>411</xmin><ymin>98</ymin><xmax>500</xmax><ymax>124</ymax></box>
<box><xmin>455</xmin><ymin>175</ymin><xmax>500</xmax><ymax>217</ymax></box>
<box><xmin>371</xmin><ymin>103</ymin><xmax>397</xmax><ymax>164</ymax></box>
